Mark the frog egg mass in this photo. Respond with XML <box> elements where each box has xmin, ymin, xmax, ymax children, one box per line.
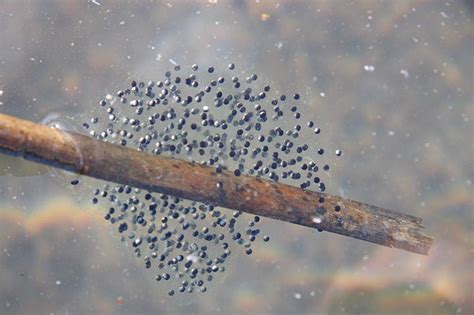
<box><xmin>82</xmin><ymin>63</ymin><xmax>341</xmax><ymax>295</ymax></box>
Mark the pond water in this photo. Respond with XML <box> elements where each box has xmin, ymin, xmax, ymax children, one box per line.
<box><xmin>0</xmin><ymin>1</ymin><xmax>472</xmax><ymax>314</ymax></box>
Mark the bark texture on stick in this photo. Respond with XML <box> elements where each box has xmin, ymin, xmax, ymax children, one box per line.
<box><xmin>0</xmin><ymin>113</ymin><xmax>433</xmax><ymax>255</ymax></box>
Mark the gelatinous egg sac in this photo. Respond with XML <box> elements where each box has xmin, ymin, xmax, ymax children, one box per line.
<box><xmin>82</xmin><ymin>63</ymin><xmax>341</xmax><ymax>295</ymax></box>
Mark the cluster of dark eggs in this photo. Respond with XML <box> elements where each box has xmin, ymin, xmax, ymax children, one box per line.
<box><xmin>81</xmin><ymin>63</ymin><xmax>341</xmax><ymax>295</ymax></box>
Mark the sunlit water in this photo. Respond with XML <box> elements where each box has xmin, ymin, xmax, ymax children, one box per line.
<box><xmin>0</xmin><ymin>1</ymin><xmax>472</xmax><ymax>315</ymax></box>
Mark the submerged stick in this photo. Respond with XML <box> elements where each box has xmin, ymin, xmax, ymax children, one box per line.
<box><xmin>0</xmin><ymin>113</ymin><xmax>433</xmax><ymax>255</ymax></box>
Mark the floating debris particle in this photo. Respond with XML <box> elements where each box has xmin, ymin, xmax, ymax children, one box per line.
<box><xmin>363</xmin><ymin>64</ymin><xmax>375</xmax><ymax>72</ymax></box>
<box><xmin>85</xmin><ymin>63</ymin><xmax>338</xmax><ymax>295</ymax></box>
<box><xmin>260</xmin><ymin>13</ymin><xmax>270</xmax><ymax>21</ymax></box>
<box><xmin>400</xmin><ymin>69</ymin><xmax>410</xmax><ymax>79</ymax></box>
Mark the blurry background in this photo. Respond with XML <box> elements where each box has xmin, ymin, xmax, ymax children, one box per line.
<box><xmin>0</xmin><ymin>0</ymin><xmax>472</xmax><ymax>314</ymax></box>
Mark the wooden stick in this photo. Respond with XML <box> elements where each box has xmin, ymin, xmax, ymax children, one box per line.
<box><xmin>0</xmin><ymin>113</ymin><xmax>433</xmax><ymax>255</ymax></box>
